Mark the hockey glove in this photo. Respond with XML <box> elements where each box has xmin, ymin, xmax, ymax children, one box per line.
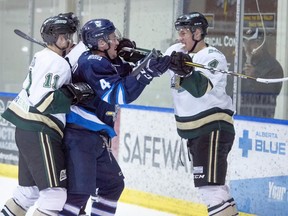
<box><xmin>117</xmin><ymin>38</ymin><xmax>136</xmax><ymax>54</ymax></box>
<box><xmin>169</xmin><ymin>51</ymin><xmax>194</xmax><ymax>77</ymax></box>
<box><xmin>146</xmin><ymin>56</ymin><xmax>171</xmax><ymax>76</ymax></box>
<box><xmin>117</xmin><ymin>38</ymin><xmax>135</xmax><ymax>59</ymax></box>
<box><xmin>117</xmin><ymin>38</ymin><xmax>148</xmax><ymax>63</ymax></box>
<box><xmin>62</xmin><ymin>82</ymin><xmax>94</xmax><ymax>105</ymax></box>
<box><xmin>136</xmin><ymin>55</ymin><xmax>171</xmax><ymax>85</ymax></box>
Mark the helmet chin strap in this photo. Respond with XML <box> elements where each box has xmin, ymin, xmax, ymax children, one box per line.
<box><xmin>189</xmin><ymin>31</ymin><xmax>206</xmax><ymax>53</ymax></box>
<box><xmin>97</xmin><ymin>42</ymin><xmax>112</xmax><ymax>61</ymax></box>
<box><xmin>104</xmin><ymin>41</ymin><xmax>112</xmax><ymax>61</ymax></box>
<box><xmin>189</xmin><ymin>33</ymin><xmax>199</xmax><ymax>53</ymax></box>
<box><xmin>92</xmin><ymin>37</ymin><xmax>114</xmax><ymax>60</ymax></box>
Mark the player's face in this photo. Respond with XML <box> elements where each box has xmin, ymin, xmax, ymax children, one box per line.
<box><xmin>57</xmin><ymin>33</ymin><xmax>73</xmax><ymax>50</ymax></box>
<box><xmin>177</xmin><ymin>28</ymin><xmax>195</xmax><ymax>51</ymax></box>
<box><xmin>107</xmin><ymin>32</ymin><xmax>120</xmax><ymax>59</ymax></box>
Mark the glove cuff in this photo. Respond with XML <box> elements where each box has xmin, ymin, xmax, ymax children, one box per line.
<box><xmin>60</xmin><ymin>86</ymin><xmax>74</xmax><ymax>101</ymax></box>
<box><xmin>136</xmin><ymin>69</ymin><xmax>153</xmax><ymax>85</ymax></box>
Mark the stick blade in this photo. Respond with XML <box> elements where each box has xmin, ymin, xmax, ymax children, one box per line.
<box><xmin>14</xmin><ymin>29</ymin><xmax>30</xmax><ymax>40</ymax></box>
<box><xmin>14</xmin><ymin>29</ymin><xmax>46</xmax><ymax>47</ymax></box>
<box><xmin>256</xmin><ymin>77</ymin><xmax>288</xmax><ymax>83</ymax></box>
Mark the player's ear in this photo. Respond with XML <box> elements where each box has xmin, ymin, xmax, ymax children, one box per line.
<box><xmin>195</xmin><ymin>28</ymin><xmax>203</xmax><ymax>40</ymax></box>
<box><xmin>98</xmin><ymin>39</ymin><xmax>107</xmax><ymax>50</ymax></box>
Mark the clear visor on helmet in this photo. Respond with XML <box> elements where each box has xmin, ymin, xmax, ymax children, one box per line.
<box><xmin>115</xmin><ymin>28</ymin><xmax>122</xmax><ymax>40</ymax></box>
<box><xmin>176</xmin><ymin>27</ymin><xmax>192</xmax><ymax>38</ymax></box>
<box><xmin>107</xmin><ymin>28</ymin><xmax>122</xmax><ymax>43</ymax></box>
<box><xmin>175</xmin><ymin>24</ymin><xmax>190</xmax><ymax>31</ymax></box>
<box><xmin>63</xmin><ymin>32</ymin><xmax>75</xmax><ymax>41</ymax></box>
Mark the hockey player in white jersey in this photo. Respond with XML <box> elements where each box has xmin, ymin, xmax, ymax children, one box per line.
<box><xmin>0</xmin><ymin>15</ymin><xmax>93</xmax><ymax>216</ymax></box>
<box><xmin>165</xmin><ymin>12</ymin><xmax>238</xmax><ymax>216</ymax></box>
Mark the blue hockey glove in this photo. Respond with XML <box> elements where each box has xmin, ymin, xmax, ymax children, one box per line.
<box><xmin>136</xmin><ymin>55</ymin><xmax>171</xmax><ymax>85</ymax></box>
<box><xmin>146</xmin><ymin>56</ymin><xmax>171</xmax><ymax>76</ymax></box>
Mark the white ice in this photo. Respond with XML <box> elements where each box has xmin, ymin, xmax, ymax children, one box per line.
<box><xmin>0</xmin><ymin>176</ymin><xmax>175</xmax><ymax>216</ymax></box>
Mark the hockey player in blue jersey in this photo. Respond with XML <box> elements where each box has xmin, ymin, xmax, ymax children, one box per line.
<box><xmin>166</xmin><ymin>12</ymin><xmax>239</xmax><ymax>216</ymax></box>
<box><xmin>60</xmin><ymin>18</ymin><xmax>171</xmax><ymax>216</ymax></box>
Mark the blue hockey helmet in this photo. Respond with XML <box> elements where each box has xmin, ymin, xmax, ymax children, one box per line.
<box><xmin>81</xmin><ymin>19</ymin><xmax>116</xmax><ymax>50</ymax></box>
<box><xmin>40</xmin><ymin>15</ymin><xmax>77</xmax><ymax>45</ymax></box>
<box><xmin>175</xmin><ymin>12</ymin><xmax>209</xmax><ymax>36</ymax></box>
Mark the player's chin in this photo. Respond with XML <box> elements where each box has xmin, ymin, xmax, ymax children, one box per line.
<box><xmin>179</xmin><ymin>42</ymin><xmax>187</xmax><ymax>49</ymax></box>
<box><xmin>183</xmin><ymin>44</ymin><xmax>192</xmax><ymax>52</ymax></box>
<box><xmin>109</xmin><ymin>51</ymin><xmax>118</xmax><ymax>60</ymax></box>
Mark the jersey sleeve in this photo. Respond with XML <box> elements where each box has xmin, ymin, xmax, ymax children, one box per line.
<box><xmin>192</xmin><ymin>47</ymin><xmax>228</xmax><ymax>88</ymax></box>
<box><xmin>73</xmin><ymin>53</ymin><xmax>146</xmax><ymax>105</ymax></box>
<box><xmin>180</xmin><ymin>71</ymin><xmax>213</xmax><ymax>97</ymax></box>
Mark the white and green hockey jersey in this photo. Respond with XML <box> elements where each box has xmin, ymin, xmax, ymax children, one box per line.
<box><xmin>165</xmin><ymin>43</ymin><xmax>235</xmax><ymax>139</ymax></box>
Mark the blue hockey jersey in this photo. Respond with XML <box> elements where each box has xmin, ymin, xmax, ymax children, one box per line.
<box><xmin>66</xmin><ymin>50</ymin><xmax>147</xmax><ymax>137</ymax></box>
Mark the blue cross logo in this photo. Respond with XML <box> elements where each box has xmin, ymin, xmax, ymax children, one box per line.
<box><xmin>239</xmin><ymin>130</ymin><xmax>253</xmax><ymax>157</ymax></box>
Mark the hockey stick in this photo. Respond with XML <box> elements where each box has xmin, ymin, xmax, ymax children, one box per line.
<box><xmin>121</xmin><ymin>47</ymin><xmax>159</xmax><ymax>57</ymax></box>
<box><xmin>131</xmin><ymin>48</ymin><xmax>159</xmax><ymax>76</ymax></box>
<box><xmin>14</xmin><ymin>29</ymin><xmax>46</xmax><ymax>47</ymax></box>
<box><xmin>185</xmin><ymin>61</ymin><xmax>288</xmax><ymax>84</ymax></box>
<box><xmin>122</xmin><ymin>47</ymin><xmax>288</xmax><ymax>83</ymax></box>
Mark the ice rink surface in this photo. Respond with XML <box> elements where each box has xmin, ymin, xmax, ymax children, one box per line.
<box><xmin>0</xmin><ymin>176</ymin><xmax>175</xmax><ymax>216</ymax></box>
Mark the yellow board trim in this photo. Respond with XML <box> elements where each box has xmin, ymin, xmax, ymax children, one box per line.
<box><xmin>0</xmin><ymin>164</ymin><xmax>255</xmax><ymax>216</ymax></box>
<box><xmin>0</xmin><ymin>163</ymin><xmax>18</xmax><ymax>178</ymax></box>
<box><xmin>120</xmin><ymin>188</ymin><xmax>256</xmax><ymax>216</ymax></box>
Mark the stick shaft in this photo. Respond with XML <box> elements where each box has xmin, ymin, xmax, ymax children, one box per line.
<box><xmin>14</xmin><ymin>29</ymin><xmax>46</xmax><ymax>47</ymax></box>
<box><xmin>185</xmin><ymin>61</ymin><xmax>288</xmax><ymax>83</ymax></box>
<box><xmin>185</xmin><ymin>61</ymin><xmax>257</xmax><ymax>80</ymax></box>
<box><xmin>121</xmin><ymin>47</ymin><xmax>150</xmax><ymax>56</ymax></box>
<box><xmin>118</xmin><ymin>47</ymin><xmax>288</xmax><ymax>83</ymax></box>
<box><xmin>130</xmin><ymin>49</ymin><xmax>158</xmax><ymax>76</ymax></box>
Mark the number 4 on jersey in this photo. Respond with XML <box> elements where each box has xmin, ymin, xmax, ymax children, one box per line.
<box><xmin>100</xmin><ymin>79</ymin><xmax>111</xmax><ymax>90</ymax></box>
<box><xmin>207</xmin><ymin>59</ymin><xmax>219</xmax><ymax>74</ymax></box>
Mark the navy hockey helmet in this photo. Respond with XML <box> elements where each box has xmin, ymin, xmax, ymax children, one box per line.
<box><xmin>81</xmin><ymin>19</ymin><xmax>116</xmax><ymax>50</ymax></box>
<box><xmin>175</xmin><ymin>12</ymin><xmax>209</xmax><ymax>36</ymax></box>
<box><xmin>40</xmin><ymin>15</ymin><xmax>77</xmax><ymax>45</ymax></box>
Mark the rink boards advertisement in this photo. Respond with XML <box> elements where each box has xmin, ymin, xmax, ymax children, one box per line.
<box><xmin>1</xmin><ymin>93</ymin><xmax>288</xmax><ymax>216</ymax></box>
<box><xmin>0</xmin><ymin>93</ymin><xmax>17</xmax><ymax>165</ymax></box>
<box><xmin>117</xmin><ymin>105</ymin><xmax>288</xmax><ymax>216</ymax></box>
<box><xmin>0</xmin><ymin>93</ymin><xmax>18</xmax><ymax>178</ymax></box>
<box><xmin>229</xmin><ymin>117</ymin><xmax>288</xmax><ymax>216</ymax></box>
